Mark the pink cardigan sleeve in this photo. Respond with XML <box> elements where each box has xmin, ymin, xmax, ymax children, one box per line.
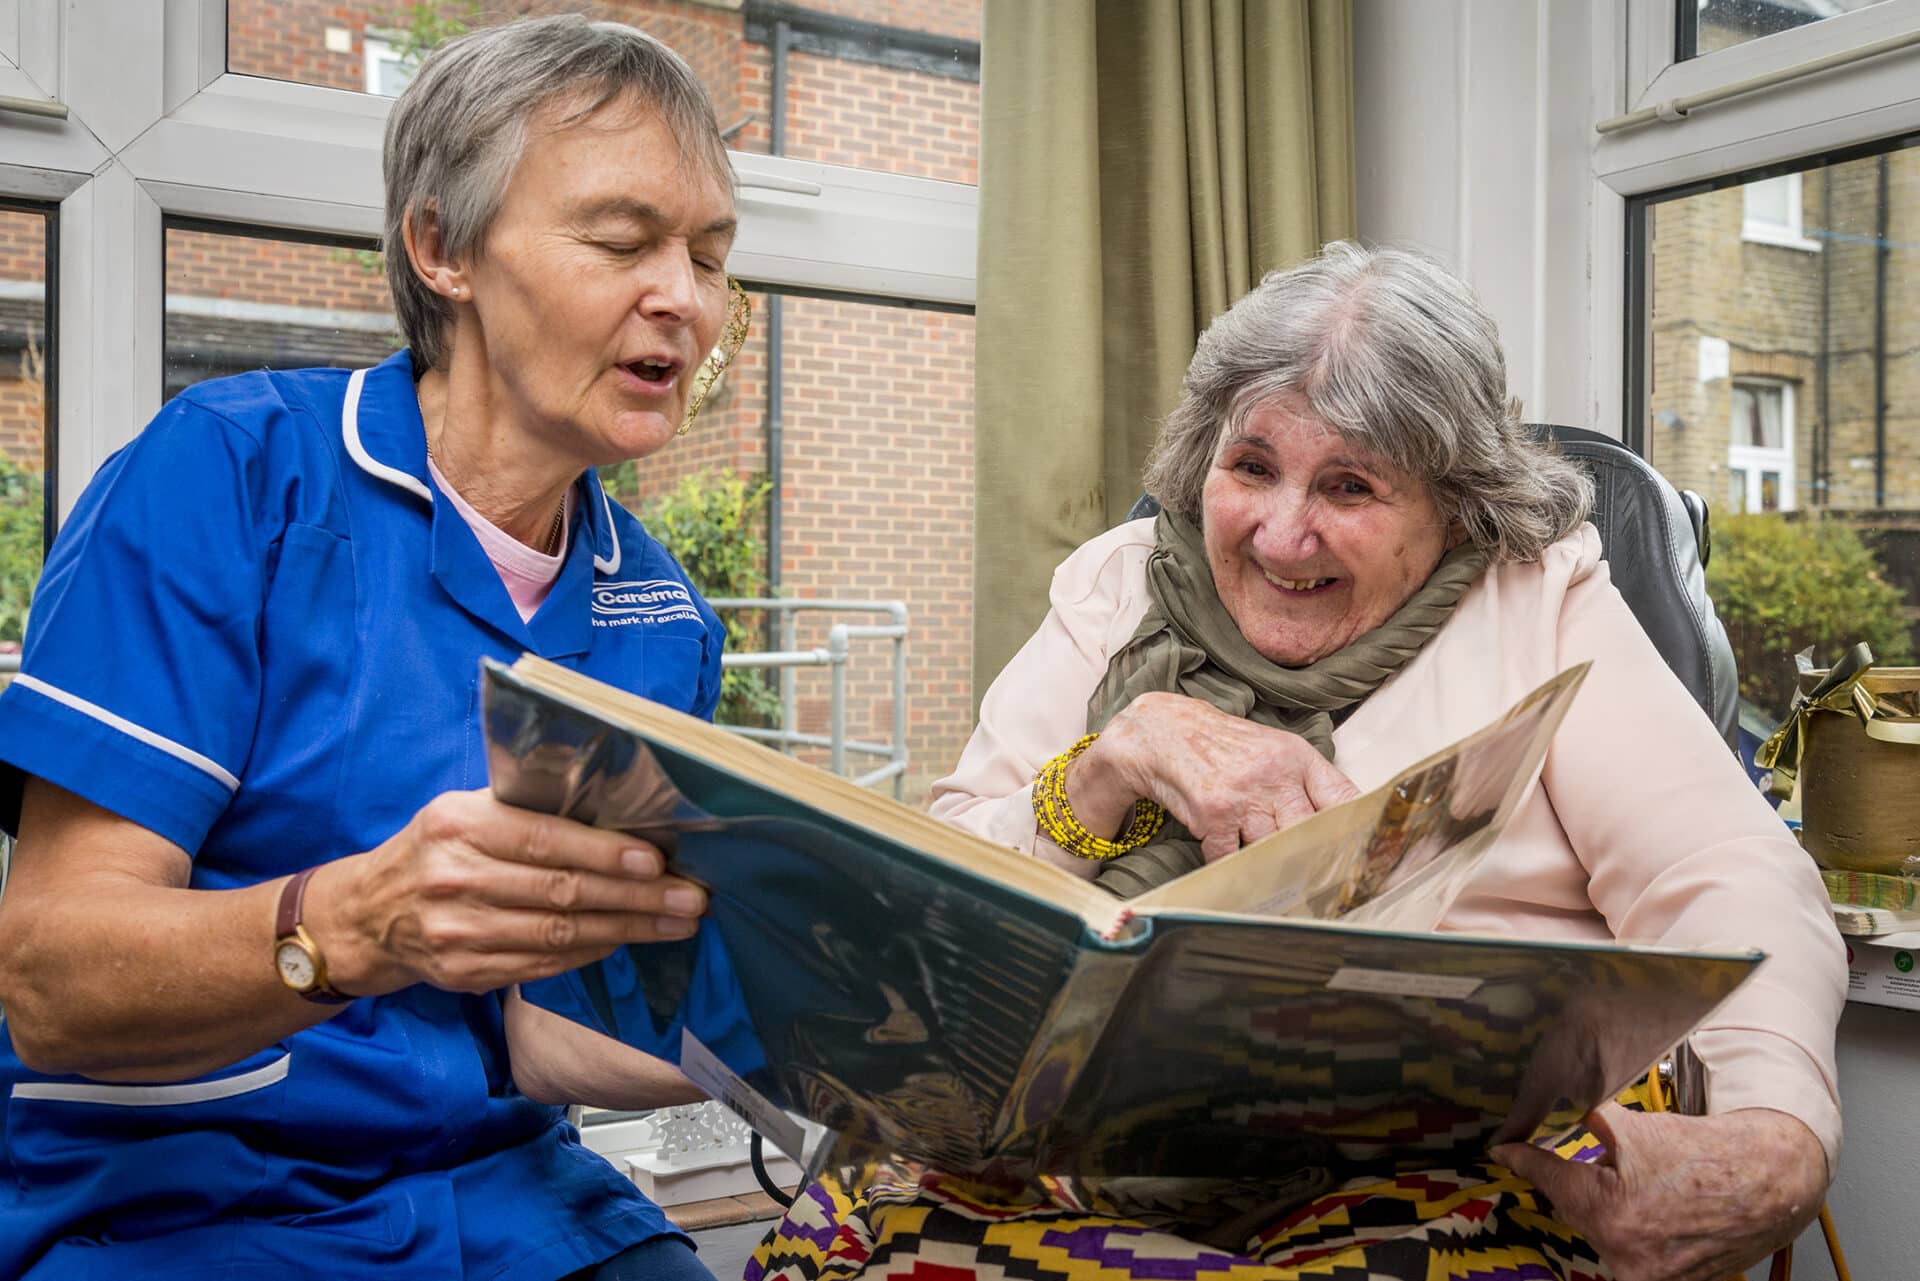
<box><xmin>927</xmin><ymin>522</ymin><xmax>1156</xmax><ymax>877</ymax></box>
<box><xmin>1543</xmin><ymin>548</ymin><xmax>1846</xmax><ymax>1168</ymax></box>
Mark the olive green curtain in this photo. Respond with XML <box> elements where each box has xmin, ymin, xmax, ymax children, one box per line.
<box><xmin>971</xmin><ymin>0</ymin><xmax>1355</xmax><ymax>700</ymax></box>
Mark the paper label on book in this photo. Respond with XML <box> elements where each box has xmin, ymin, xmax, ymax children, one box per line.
<box><xmin>1325</xmin><ymin>966</ymin><xmax>1483</xmax><ymax>1001</ymax></box>
<box><xmin>680</xmin><ymin>1029</ymin><xmax>806</xmax><ymax>1162</ymax></box>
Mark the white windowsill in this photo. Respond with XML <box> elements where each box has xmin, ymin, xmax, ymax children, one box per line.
<box><xmin>1740</xmin><ymin>221</ymin><xmax>1823</xmax><ymax>252</ymax></box>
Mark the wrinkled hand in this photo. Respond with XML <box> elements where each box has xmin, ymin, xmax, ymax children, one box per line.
<box><xmin>1492</xmin><ymin>1105</ymin><xmax>1827</xmax><ymax>1281</ymax></box>
<box><xmin>310</xmin><ymin>789</ymin><xmax>708</xmax><ymax>996</ymax></box>
<box><xmin>1077</xmin><ymin>692</ymin><xmax>1360</xmax><ymax>861</ymax></box>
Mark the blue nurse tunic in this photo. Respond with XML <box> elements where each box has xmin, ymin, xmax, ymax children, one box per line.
<box><xmin>0</xmin><ymin>349</ymin><xmax>742</xmax><ymax>1280</ymax></box>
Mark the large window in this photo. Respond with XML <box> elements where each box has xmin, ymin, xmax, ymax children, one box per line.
<box><xmin>1632</xmin><ymin>144</ymin><xmax>1920</xmax><ymax>724</ymax></box>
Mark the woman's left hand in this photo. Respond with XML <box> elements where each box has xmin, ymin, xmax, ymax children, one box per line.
<box><xmin>1492</xmin><ymin>1104</ymin><xmax>1826</xmax><ymax>1281</ymax></box>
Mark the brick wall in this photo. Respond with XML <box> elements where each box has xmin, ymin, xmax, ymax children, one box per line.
<box><xmin>0</xmin><ymin>209</ymin><xmax>49</xmax><ymax>474</ymax></box>
<box><xmin>1647</xmin><ymin>152</ymin><xmax>1920</xmax><ymax>515</ymax></box>
<box><xmin>168</xmin><ymin>229</ymin><xmax>395</xmax><ymax>313</ymax></box>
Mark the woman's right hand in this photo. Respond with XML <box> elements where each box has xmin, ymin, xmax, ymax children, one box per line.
<box><xmin>1067</xmin><ymin>692</ymin><xmax>1360</xmax><ymax>861</ymax></box>
<box><xmin>308</xmin><ymin>789</ymin><xmax>708</xmax><ymax>997</ymax></box>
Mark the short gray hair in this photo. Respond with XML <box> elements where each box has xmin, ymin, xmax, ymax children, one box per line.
<box><xmin>383</xmin><ymin>15</ymin><xmax>730</xmax><ymax>369</ymax></box>
<box><xmin>1143</xmin><ymin>241</ymin><xmax>1592</xmax><ymax>564</ymax></box>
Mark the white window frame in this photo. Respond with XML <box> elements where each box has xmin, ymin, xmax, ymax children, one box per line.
<box><xmin>1739</xmin><ymin>171</ymin><xmax>1821</xmax><ymax>250</ymax></box>
<box><xmin>1595</xmin><ymin>0</ymin><xmax>1920</xmax><ymax>438</ymax></box>
<box><xmin>1727</xmin><ymin>377</ymin><xmax>1796</xmax><ymax>513</ymax></box>
<box><xmin>0</xmin><ymin>0</ymin><xmax>978</xmax><ymax>521</ymax></box>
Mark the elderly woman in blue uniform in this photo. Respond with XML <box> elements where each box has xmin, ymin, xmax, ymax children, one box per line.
<box><xmin>0</xmin><ymin>18</ymin><xmax>751</xmax><ymax>1281</ymax></box>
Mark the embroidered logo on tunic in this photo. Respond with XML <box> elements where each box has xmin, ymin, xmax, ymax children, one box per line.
<box><xmin>591</xmin><ymin>580</ymin><xmax>702</xmax><ymax>627</ymax></box>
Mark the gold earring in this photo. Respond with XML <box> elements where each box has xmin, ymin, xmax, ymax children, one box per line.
<box><xmin>678</xmin><ymin>277</ymin><xmax>751</xmax><ymax>436</ymax></box>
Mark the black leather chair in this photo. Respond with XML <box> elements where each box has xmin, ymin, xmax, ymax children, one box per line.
<box><xmin>1526</xmin><ymin>424</ymin><xmax>1737</xmax><ymax>749</ymax></box>
<box><xmin>1124</xmin><ymin>424</ymin><xmax>1739</xmax><ymax>748</ymax></box>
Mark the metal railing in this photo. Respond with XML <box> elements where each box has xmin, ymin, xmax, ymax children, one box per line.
<box><xmin>710</xmin><ymin>599</ymin><xmax>908</xmax><ymax>799</ymax></box>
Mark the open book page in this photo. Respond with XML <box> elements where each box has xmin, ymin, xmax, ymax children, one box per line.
<box><xmin>1126</xmin><ymin>664</ymin><xmax>1589</xmax><ymax>933</ymax></box>
<box><xmin>491</xmin><ymin>654</ymin><xmax>1120</xmax><ymax>928</ymax></box>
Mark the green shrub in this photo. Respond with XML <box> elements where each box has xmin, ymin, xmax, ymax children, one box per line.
<box><xmin>1706</xmin><ymin>513</ymin><xmax>1915</xmax><ymax>720</ymax></box>
<box><xmin>623</xmin><ymin>467</ymin><xmax>782</xmax><ymax>727</ymax></box>
<box><xmin>0</xmin><ymin>456</ymin><xmax>44</xmax><ymax>644</ymax></box>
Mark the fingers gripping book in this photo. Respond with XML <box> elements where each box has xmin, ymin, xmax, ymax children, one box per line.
<box><xmin>486</xmin><ymin>656</ymin><xmax>1758</xmax><ymax>1184</ymax></box>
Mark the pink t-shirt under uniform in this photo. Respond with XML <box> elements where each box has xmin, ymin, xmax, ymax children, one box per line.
<box><xmin>930</xmin><ymin>518</ymin><xmax>1847</xmax><ymax>1169</ymax></box>
<box><xmin>428</xmin><ymin>457</ymin><xmax>572</xmax><ymax>622</ymax></box>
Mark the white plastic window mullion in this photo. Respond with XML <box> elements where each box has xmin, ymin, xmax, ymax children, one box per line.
<box><xmin>56</xmin><ymin>166</ymin><xmax>165</xmax><ymax>520</ymax></box>
<box><xmin>163</xmin><ymin>0</ymin><xmax>229</xmax><ymax>115</ymax></box>
<box><xmin>729</xmin><ymin>153</ymin><xmax>977</xmax><ymax>307</ymax></box>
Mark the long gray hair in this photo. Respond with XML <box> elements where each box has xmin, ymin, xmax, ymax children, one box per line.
<box><xmin>382</xmin><ymin>15</ymin><xmax>730</xmax><ymax>369</ymax></box>
<box><xmin>1142</xmin><ymin>241</ymin><xmax>1591</xmax><ymax>563</ymax></box>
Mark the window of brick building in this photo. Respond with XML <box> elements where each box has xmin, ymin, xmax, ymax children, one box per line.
<box><xmin>1631</xmin><ymin>141</ymin><xmax>1920</xmax><ymax>723</ymax></box>
<box><xmin>162</xmin><ymin>222</ymin><xmax>400</xmax><ymax>403</ymax></box>
<box><xmin>0</xmin><ymin>205</ymin><xmax>51</xmax><ymax>656</ymax></box>
<box><xmin>361</xmin><ymin>33</ymin><xmax>414</xmax><ymax>97</ymax></box>
<box><xmin>1728</xmin><ymin>378</ymin><xmax>1794</xmax><ymax>513</ymax></box>
<box><xmin>1741</xmin><ymin>173</ymin><xmax>1821</xmax><ymax>250</ymax></box>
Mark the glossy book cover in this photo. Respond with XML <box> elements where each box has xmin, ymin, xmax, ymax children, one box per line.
<box><xmin>483</xmin><ymin>657</ymin><xmax>1759</xmax><ymax>1185</ymax></box>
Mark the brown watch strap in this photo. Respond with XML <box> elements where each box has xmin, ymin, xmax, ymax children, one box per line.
<box><xmin>275</xmin><ymin>867</ymin><xmax>348</xmax><ymax>1002</ymax></box>
<box><xmin>275</xmin><ymin>866</ymin><xmax>319</xmax><ymax>940</ymax></box>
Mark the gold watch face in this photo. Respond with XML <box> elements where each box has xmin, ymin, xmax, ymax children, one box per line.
<box><xmin>274</xmin><ymin>938</ymin><xmax>317</xmax><ymax>991</ymax></box>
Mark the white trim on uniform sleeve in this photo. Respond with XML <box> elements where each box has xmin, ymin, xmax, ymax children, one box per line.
<box><xmin>12</xmin><ymin>674</ymin><xmax>240</xmax><ymax>792</ymax></box>
<box><xmin>12</xmin><ymin>1053</ymin><xmax>290</xmax><ymax>1106</ymax></box>
<box><xmin>341</xmin><ymin>366</ymin><xmax>432</xmax><ymax>504</ymax></box>
<box><xmin>594</xmin><ymin>484</ymin><xmax>621</xmax><ymax>575</ymax></box>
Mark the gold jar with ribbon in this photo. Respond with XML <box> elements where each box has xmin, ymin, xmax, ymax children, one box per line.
<box><xmin>1758</xmin><ymin>644</ymin><xmax>1920</xmax><ymax>877</ymax></box>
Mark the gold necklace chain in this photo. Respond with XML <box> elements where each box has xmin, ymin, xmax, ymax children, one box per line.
<box><xmin>426</xmin><ymin>434</ymin><xmax>567</xmax><ymax>556</ymax></box>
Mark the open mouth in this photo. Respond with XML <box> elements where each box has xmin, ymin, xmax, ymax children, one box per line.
<box><xmin>622</xmin><ymin>357</ymin><xmax>679</xmax><ymax>384</ymax></box>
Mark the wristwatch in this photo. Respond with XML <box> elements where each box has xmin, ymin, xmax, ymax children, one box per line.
<box><xmin>273</xmin><ymin>866</ymin><xmax>351</xmax><ymax>1004</ymax></box>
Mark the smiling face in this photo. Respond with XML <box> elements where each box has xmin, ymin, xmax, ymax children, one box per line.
<box><xmin>456</xmin><ymin>92</ymin><xmax>736</xmax><ymax>469</ymax></box>
<box><xmin>1201</xmin><ymin>392</ymin><xmax>1456</xmax><ymax>666</ymax></box>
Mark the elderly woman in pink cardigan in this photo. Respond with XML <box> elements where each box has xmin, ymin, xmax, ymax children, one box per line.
<box><xmin>752</xmin><ymin>242</ymin><xmax>1842</xmax><ymax>1281</ymax></box>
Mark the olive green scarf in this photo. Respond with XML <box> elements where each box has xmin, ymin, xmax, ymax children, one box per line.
<box><xmin>1084</xmin><ymin>508</ymin><xmax>1488</xmax><ymax>898</ymax></box>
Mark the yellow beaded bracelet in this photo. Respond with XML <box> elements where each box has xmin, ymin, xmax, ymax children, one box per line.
<box><xmin>1031</xmin><ymin>733</ymin><xmax>1167</xmax><ymax>861</ymax></box>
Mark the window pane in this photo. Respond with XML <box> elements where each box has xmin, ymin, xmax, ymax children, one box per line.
<box><xmin>0</xmin><ymin>207</ymin><xmax>50</xmax><ymax>660</ymax></box>
<box><xmin>615</xmin><ymin>290</ymin><xmax>974</xmax><ymax>805</ymax></box>
<box><xmin>164</xmin><ymin>225</ymin><xmax>401</xmax><ymax>402</ymax></box>
<box><xmin>1683</xmin><ymin>0</ymin><xmax>1889</xmax><ymax>59</ymax></box>
<box><xmin>1742</xmin><ymin>175</ymin><xmax>1790</xmax><ymax>226</ymax></box>
<box><xmin>1731</xmin><ymin>382</ymin><xmax>1785</xmax><ymax>448</ymax></box>
<box><xmin>1638</xmin><ymin>145</ymin><xmax>1920</xmax><ymax>726</ymax></box>
<box><xmin>225</xmin><ymin>1</ymin><xmax>984</xmax><ymax>184</ymax></box>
